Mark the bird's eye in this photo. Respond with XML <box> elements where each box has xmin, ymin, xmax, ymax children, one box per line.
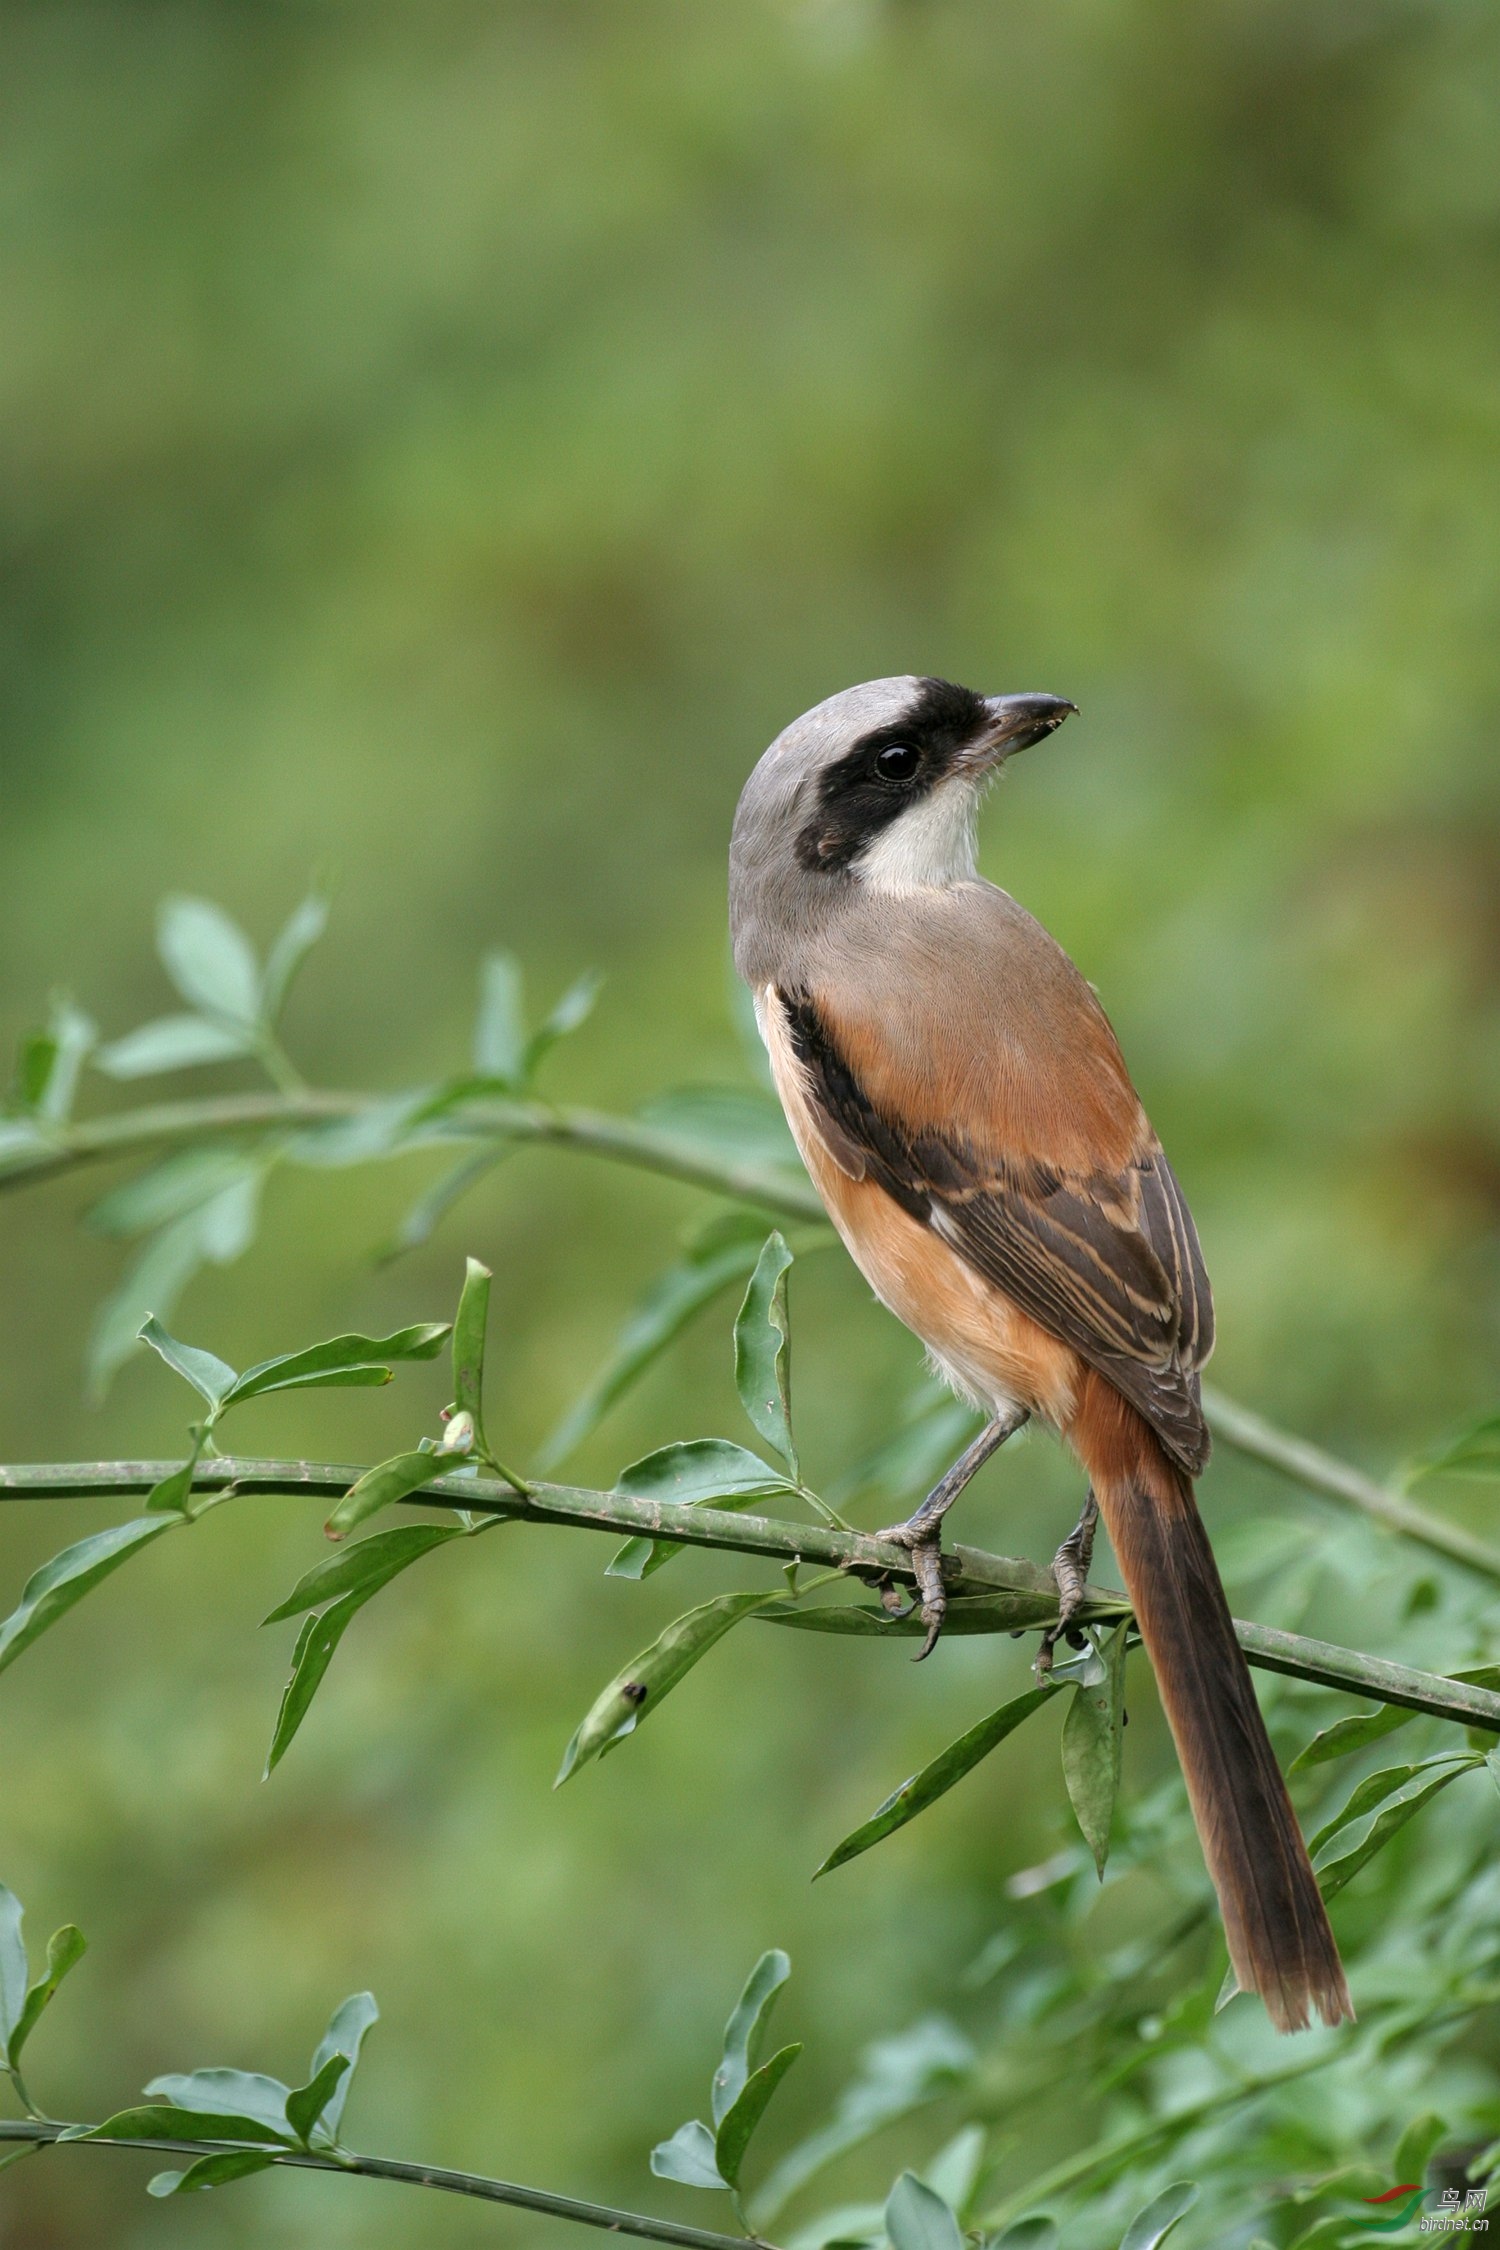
<box><xmin>874</xmin><ymin>742</ymin><xmax>920</xmax><ymax>782</ymax></box>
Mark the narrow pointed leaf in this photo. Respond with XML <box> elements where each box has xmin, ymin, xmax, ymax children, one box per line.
<box><xmin>735</xmin><ymin>1233</ymin><xmax>796</xmax><ymax>1473</ymax></box>
<box><xmin>1308</xmin><ymin>1756</ymin><xmax>1470</xmax><ymax>1856</ymax></box>
<box><xmin>284</xmin><ymin>2053</ymin><xmax>350</xmax><ymax>2147</ymax></box>
<box><xmin>1118</xmin><ymin>2182</ymin><xmax>1199</xmax><ymax>2250</ymax></box>
<box><xmin>261</xmin><ymin>891</ymin><xmax>329</xmax><ymax>1023</ymax></box>
<box><xmin>1289</xmin><ymin>1704</ymin><xmax>1414</xmax><ymax>1772</ymax></box>
<box><xmin>474</xmin><ymin>954</ymin><xmax>527</xmax><ymax>1083</ymax></box>
<box><xmin>555</xmin><ymin>1591</ymin><xmax>779</xmax><ymax>1783</ymax></box>
<box><xmin>817</xmin><ymin>1685</ymin><xmax>1059</xmax><ymax>1876</ymax></box>
<box><xmin>266</xmin><ymin>1525</ymin><xmax>466</xmax><ymax>1623</ymax></box>
<box><xmin>137</xmin><ymin>1315</ymin><xmax>237</xmax><ymax>1406</ymax></box>
<box><xmin>325</xmin><ymin>1452</ymin><xmax>443</xmax><ymax>1541</ymax></box>
<box><xmin>1061</xmin><ymin>1620</ymin><xmax>1128</xmax><ymax>1876</ymax></box>
<box><xmin>149</xmin><ymin>2150</ymin><xmax>278</xmax><ymax>2195</ymax></box>
<box><xmin>538</xmin><ymin>1223</ymin><xmax>767</xmax><ymax>1471</ymax></box>
<box><xmin>0</xmin><ymin>1518</ymin><xmax>179</xmax><ymax>1677</ymax></box>
<box><xmin>95</xmin><ymin>1014</ymin><xmax>256</xmax><ymax>1078</ymax></box>
<box><xmin>87</xmin><ymin>1147</ymin><xmax>261</xmax><ymax>1239</ymax></box>
<box><xmin>15</xmin><ymin>996</ymin><xmax>95</xmax><ymax>1122</ymax></box>
<box><xmin>990</xmin><ymin>2221</ymin><xmax>1060</xmax><ymax>2249</ymax></box>
<box><xmin>224</xmin><ymin>1323</ymin><xmax>449</xmax><ymax>1408</ymax></box>
<box><xmin>526</xmin><ymin>968</ymin><xmax>602</xmax><ymax>1077</ymax></box>
<box><xmin>387</xmin><ymin>1150</ymin><xmax>507</xmax><ymax>1259</ymax></box>
<box><xmin>713</xmin><ymin>1949</ymin><xmax>792</xmax><ymax>2125</ymax></box>
<box><xmin>714</xmin><ymin>2043</ymin><xmax>802</xmax><ymax>2188</ymax></box>
<box><xmin>8</xmin><ymin>1924</ymin><xmax>87</xmax><ymax>2066</ymax></box>
<box><xmin>1316</xmin><ymin>1757</ymin><xmax>1482</xmax><ymax>1899</ymax></box>
<box><xmin>885</xmin><ymin>2170</ymin><xmax>963</xmax><ymax>2250</ymax></box>
<box><xmin>158</xmin><ymin>895</ymin><xmax>261</xmax><ymax>1021</ymax></box>
<box><xmin>308</xmin><ymin>1991</ymin><xmax>378</xmax><ymax>2140</ymax></box>
<box><xmin>1410</xmin><ymin>1411</ymin><xmax>1500</xmax><ymax>1483</ymax></box>
<box><xmin>752</xmin><ymin>2018</ymin><xmax>973</xmax><ymax>2227</ymax></box>
<box><xmin>0</xmin><ymin>1887</ymin><xmax>28</xmax><ymax>2050</ymax></box>
<box><xmin>452</xmin><ymin>1258</ymin><xmax>491</xmax><ymax>1427</ymax></box>
<box><xmin>264</xmin><ymin>1594</ymin><xmax>367</xmax><ymax>1773</ymax></box>
<box><xmin>651</xmin><ymin>2119</ymin><xmax>726</xmax><ymax>2190</ymax></box>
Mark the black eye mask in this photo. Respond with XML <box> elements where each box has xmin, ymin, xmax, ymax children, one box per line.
<box><xmin>794</xmin><ymin>677</ymin><xmax>990</xmax><ymax>873</ymax></box>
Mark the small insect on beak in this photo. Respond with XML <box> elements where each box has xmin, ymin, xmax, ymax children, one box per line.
<box><xmin>967</xmin><ymin>693</ymin><xmax>1078</xmax><ymax>771</ymax></box>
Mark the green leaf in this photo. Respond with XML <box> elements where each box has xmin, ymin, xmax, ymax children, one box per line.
<box><xmin>734</xmin><ymin>1232</ymin><xmax>797</xmax><ymax>1474</ymax></box>
<box><xmin>386</xmin><ymin>1150</ymin><xmax>508</xmax><ymax>1260</ymax></box>
<box><xmin>87</xmin><ymin>1148</ymin><xmax>262</xmax><ymax>1239</ymax></box>
<box><xmin>1289</xmin><ymin>1704</ymin><xmax>1415</xmax><ymax>1772</ymax></box>
<box><xmin>452</xmin><ymin>1258</ymin><xmax>491</xmax><ymax>1428</ymax></box>
<box><xmin>78</xmin><ymin>2104</ymin><xmax>291</xmax><ymax>2147</ymax></box>
<box><xmin>715</xmin><ymin>2043</ymin><xmax>802</xmax><ymax>2189</ymax></box>
<box><xmin>526</xmin><ymin>968</ymin><xmax>602</xmax><ymax>1078</ymax></box>
<box><xmin>264</xmin><ymin>1595</ymin><xmax>367</xmax><ymax>1773</ymax></box>
<box><xmin>8</xmin><ymin>1924</ymin><xmax>87</xmax><ymax>2067</ymax></box>
<box><xmin>1308</xmin><ymin>1757</ymin><xmax>1468</xmax><ymax>1855</ymax></box>
<box><xmin>1061</xmin><ymin>1621</ymin><xmax>1128</xmax><ymax>1876</ymax></box>
<box><xmin>157</xmin><ymin>895</ymin><xmax>261</xmax><ymax>1022</ymax></box>
<box><xmin>651</xmin><ymin>2119</ymin><xmax>727</xmax><ymax>2190</ymax></box>
<box><xmin>0</xmin><ymin>1887</ymin><xmax>29</xmax><ymax>2053</ymax></box>
<box><xmin>885</xmin><ymin>2171</ymin><xmax>963</xmax><ymax>2250</ymax></box>
<box><xmin>266</xmin><ymin>1525</ymin><xmax>467</xmax><ymax>1622</ymax></box>
<box><xmin>284</xmin><ymin>2054</ymin><xmax>349</xmax><ymax>2148</ymax></box>
<box><xmin>145</xmin><ymin>2069</ymin><xmax>294</xmax><ymax>2134</ymax></box>
<box><xmin>537</xmin><ymin>1219</ymin><xmax>768</xmax><ymax>1471</ymax></box>
<box><xmin>555</xmin><ymin>1591</ymin><xmax>780</xmax><ymax>1783</ymax></box>
<box><xmin>95</xmin><ymin>1014</ymin><xmax>256</xmax><ymax>1078</ymax></box>
<box><xmin>606</xmin><ymin>1438</ymin><xmax>797</xmax><ymax>1579</ymax></box>
<box><xmin>324</xmin><ymin>1451</ymin><xmax>443</xmax><ymax>1541</ymax></box>
<box><xmin>713</xmin><ymin>1949</ymin><xmax>792</xmax><ymax>2125</ymax></box>
<box><xmin>14</xmin><ymin>996</ymin><xmax>95</xmax><ymax>1122</ymax></box>
<box><xmin>991</xmin><ymin>2222</ymin><xmax>1060</xmax><ymax>2249</ymax></box>
<box><xmin>148</xmin><ymin>2150</ymin><xmax>279</xmax><ymax>2195</ymax></box>
<box><xmin>637</xmin><ymin>1087</ymin><xmax>800</xmax><ymax>1168</ymax></box>
<box><xmin>816</xmin><ymin>1685</ymin><xmax>1059</xmax><ymax>1876</ymax></box>
<box><xmin>137</xmin><ymin>1315</ymin><xmax>238</xmax><ymax>1407</ymax></box>
<box><xmin>763</xmin><ymin>1596</ymin><xmax>1062</xmax><ymax>1639</ymax></box>
<box><xmin>920</xmin><ymin>2126</ymin><xmax>986</xmax><ymax>2218</ymax></box>
<box><xmin>1316</xmin><ymin>1757</ymin><xmax>1482</xmax><ymax>1900</ymax></box>
<box><xmin>752</xmin><ymin>2018</ymin><xmax>973</xmax><ymax>2228</ymax></box>
<box><xmin>306</xmin><ymin>1992</ymin><xmax>378</xmax><ymax>2141</ymax></box>
<box><xmin>474</xmin><ymin>953</ymin><xmax>527</xmax><ymax>1083</ymax></box>
<box><xmin>1409</xmin><ymin>1411</ymin><xmax>1500</xmax><ymax>1483</ymax></box>
<box><xmin>223</xmin><ymin>1322</ymin><xmax>450</xmax><ymax>1408</ymax></box>
<box><xmin>261</xmin><ymin>891</ymin><xmax>329</xmax><ymax>1024</ymax></box>
<box><xmin>1118</xmin><ymin>2181</ymin><xmax>1199</xmax><ymax>2250</ymax></box>
<box><xmin>0</xmin><ymin>1518</ymin><xmax>179</xmax><ymax>1678</ymax></box>
<box><xmin>1392</xmin><ymin>2111</ymin><xmax>1446</xmax><ymax>2185</ymax></box>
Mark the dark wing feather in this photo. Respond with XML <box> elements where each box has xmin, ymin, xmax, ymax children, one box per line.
<box><xmin>783</xmin><ymin>992</ymin><xmax>1213</xmax><ymax>1474</ymax></box>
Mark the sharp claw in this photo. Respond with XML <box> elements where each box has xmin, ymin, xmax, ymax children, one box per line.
<box><xmin>913</xmin><ymin>1614</ymin><xmax>943</xmax><ymax>1663</ymax></box>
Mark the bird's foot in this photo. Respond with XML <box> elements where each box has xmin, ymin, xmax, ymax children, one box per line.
<box><xmin>1035</xmin><ymin>1488</ymin><xmax>1099</xmax><ymax>1678</ymax></box>
<box><xmin>873</xmin><ymin>1518</ymin><xmax>948</xmax><ymax>1662</ymax></box>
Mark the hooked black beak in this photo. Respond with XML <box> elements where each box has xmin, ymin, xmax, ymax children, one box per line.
<box><xmin>973</xmin><ymin>692</ymin><xmax>1078</xmax><ymax>766</ymax></box>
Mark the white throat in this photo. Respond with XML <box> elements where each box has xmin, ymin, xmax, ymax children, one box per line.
<box><xmin>854</xmin><ymin>780</ymin><xmax>979</xmax><ymax>895</ymax></box>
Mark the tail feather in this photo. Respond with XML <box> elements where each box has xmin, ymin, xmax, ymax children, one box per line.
<box><xmin>1072</xmin><ymin>1375</ymin><xmax>1352</xmax><ymax>2032</ymax></box>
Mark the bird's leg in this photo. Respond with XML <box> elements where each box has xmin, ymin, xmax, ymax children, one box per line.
<box><xmin>1035</xmin><ymin>1488</ymin><xmax>1099</xmax><ymax>1677</ymax></box>
<box><xmin>876</xmin><ymin>1406</ymin><xmax>1030</xmax><ymax>1662</ymax></box>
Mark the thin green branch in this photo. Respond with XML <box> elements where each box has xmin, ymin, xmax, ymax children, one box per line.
<box><xmin>0</xmin><ymin>2120</ymin><xmax>764</xmax><ymax>2245</ymax></box>
<box><xmin>3</xmin><ymin>1457</ymin><xmax>1498</xmax><ymax>1734</ymax></box>
<box><xmin>5</xmin><ymin>1082</ymin><xmax>1496</xmax><ymax>1584</ymax></box>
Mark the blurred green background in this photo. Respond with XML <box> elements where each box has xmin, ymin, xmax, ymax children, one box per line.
<box><xmin>2</xmin><ymin>1</ymin><xmax>1500</xmax><ymax>2243</ymax></box>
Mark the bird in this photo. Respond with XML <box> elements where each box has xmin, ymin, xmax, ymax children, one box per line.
<box><xmin>729</xmin><ymin>674</ymin><xmax>1351</xmax><ymax>2034</ymax></box>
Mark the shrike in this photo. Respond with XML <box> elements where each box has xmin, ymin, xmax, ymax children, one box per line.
<box><xmin>730</xmin><ymin>674</ymin><xmax>1350</xmax><ymax>2034</ymax></box>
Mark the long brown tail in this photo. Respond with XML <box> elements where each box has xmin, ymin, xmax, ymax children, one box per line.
<box><xmin>1071</xmin><ymin>1372</ymin><xmax>1352</xmax><ymax>2032</ymax></box>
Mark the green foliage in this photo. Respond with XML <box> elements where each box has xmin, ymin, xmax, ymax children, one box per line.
<box><xmin>651</xmin><ymin>1951</ymin><xmax>802</xmax><ymax>2202</ymax></box>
